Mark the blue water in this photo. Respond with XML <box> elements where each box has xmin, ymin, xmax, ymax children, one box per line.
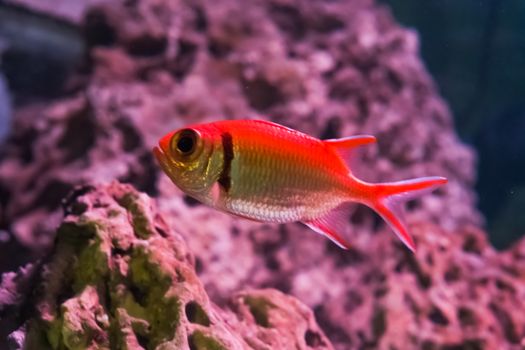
<box><xmin>383</xmin><ymin>0</ymin><xmax>525</xmax><ymax>248</ymax></box>
<box><xmin>0</xmin><ymin>73</ymin><xmax>11</xmax><ymax>142</ymax></box>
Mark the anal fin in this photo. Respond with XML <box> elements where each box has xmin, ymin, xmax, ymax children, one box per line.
<box><xmin>302</xmin><ymin>203</ymin><xmax>354</xmax><ymax>249</ymax></box>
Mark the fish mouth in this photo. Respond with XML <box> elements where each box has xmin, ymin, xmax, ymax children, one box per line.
<box><xmin>153</xmin><ymin>145</ymin><xmax>174</xmax><ymax>177</ymax></box>
<box><xmin>153</xmin><ymin>145</ymin><xmax>166</xmax><ymax>164</ymax></box>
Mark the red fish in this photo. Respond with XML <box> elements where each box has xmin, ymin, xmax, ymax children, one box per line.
<box><xmin>154</xmin><ymin>120</ymin><xmax>447</xmax><ymax>252</ymax></box>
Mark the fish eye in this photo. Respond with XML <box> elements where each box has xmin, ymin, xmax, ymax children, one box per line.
<box><xmin>174</xmin><ymin>129</ymin><xmax>198</xmax><ymax>156</ymax></box>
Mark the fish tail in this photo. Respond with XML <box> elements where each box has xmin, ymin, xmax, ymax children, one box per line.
<box><xmin>359</xmin><ymin>176</ymin><xmax>447</xmax><ymax>252</ymax></box>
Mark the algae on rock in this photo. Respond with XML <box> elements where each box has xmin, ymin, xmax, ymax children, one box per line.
<box><xmin>0</xmin><ymin>182</ymin><xmax>333</xmax><ymax>350</ymax></box>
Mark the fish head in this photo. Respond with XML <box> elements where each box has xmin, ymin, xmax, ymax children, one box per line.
<box><xmin>154</xmin><ymin>125</ymin><xmax>222</xmax><ymax>201</ymax></box>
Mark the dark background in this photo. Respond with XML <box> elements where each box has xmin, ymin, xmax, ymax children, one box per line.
<box><xmin>382</xmin><ymin>0</ymin><xmax>525</xmax><ymax>248</ymax></box>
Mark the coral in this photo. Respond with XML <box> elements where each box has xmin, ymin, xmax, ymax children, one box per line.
<box><xmin>307</xmin><ymin>223</ymin><xmax>525</xmax><ymax>349</ymax></box>
<box><xmin>0</xmin><ymin>182</ymin><xmax>332</xmax><ymax>350</ymax></box>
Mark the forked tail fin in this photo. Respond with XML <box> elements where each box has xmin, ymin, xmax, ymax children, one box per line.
<box><xmin>363</xmin><ymin>176</ymin><xmax>447</xmax><ymax>252</ymax></box>
<box><xmin>306</xmin><ymin>137</ymin><xmax>447</xmax><ymax>252</ymax></box>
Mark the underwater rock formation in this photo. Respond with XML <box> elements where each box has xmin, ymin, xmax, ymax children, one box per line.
<box><xmin>311</xmin><ymin>223</ymin><xmax>525</xmax><ymax>349</ymax></box>
<box><xmin>3</xmin><ymin>185</ymin><xmax>525</xmax><ymax>349</ymax></box>
<box><xmin>0</xmin><ymin>182</ymin><xmax>333</xmax><ymax>349</ymax></box>
<box><xmin>3</xmin><ymin>0</ymin><xmax>521</xmax><ymax>349</ymax></box>
<box><xmin>0</xmin><ymin>0</ymin><xmax>479</xmax><ymax>253</ymax></box>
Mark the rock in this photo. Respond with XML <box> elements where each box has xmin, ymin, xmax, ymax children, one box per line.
<box><xmin>311</xmin><ymin>223</ymin><xmax>525</xmax><ymax>349</ymax></box>
<box><xmin>0</xmin><ymin>182</ymin><xmax>333</xmax><ymax>350</ymax></box>
<box><xmin>0</xmin><ymin>0</ymin><xmax>509</xmax><ymax>349</ymax></box>
<box><xmin>0</xmin><ymin>0</ymin><xmax>479</xmax><ymax>253</ymax></box>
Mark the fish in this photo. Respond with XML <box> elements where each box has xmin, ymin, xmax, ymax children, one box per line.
<box><xmin>153</xmin><ymin>119</ymin><xmax>447</xmax><ymax>252</ymax></box>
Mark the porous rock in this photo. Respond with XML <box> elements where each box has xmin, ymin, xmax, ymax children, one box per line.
<box><xmin>309</xmin><ymin>222</ymin><xmax>525</xmax><ymax>349</ymax></box>
<box><xmin>0</xmin><ymin>0</ymin><xmax>515</xmax><ymax>349</ymax></box>
<box><xmin>0</xmin><ymin>0</ymin><xmax>479</xmax><ymax>252</ymax></box>
<box><xmin>0</xmin><ymin>182</ymin><xmax>333</xmax><ymax>350</ymax></box>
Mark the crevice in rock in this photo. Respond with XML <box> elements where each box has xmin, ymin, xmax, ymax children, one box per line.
<box><xmin>185</xmin><ymin>301</ymin><xmax>211</xmax><ymax>326</ymax></box>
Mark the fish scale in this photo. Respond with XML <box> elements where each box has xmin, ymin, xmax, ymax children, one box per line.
<box><xmin>225</xmin><ymin>123</ymin><xmax>343</xmax><ymax>222</ymax></box>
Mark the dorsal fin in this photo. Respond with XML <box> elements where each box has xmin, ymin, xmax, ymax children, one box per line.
<box><xmin>323</xmin><ymin>135</ymin><xmax>376</xmax><ymax>165</ymax></box>
<box><xmin>324</xmin><ymin>135</ymin><xmax>377</xmax><ymax>147</ymax></box>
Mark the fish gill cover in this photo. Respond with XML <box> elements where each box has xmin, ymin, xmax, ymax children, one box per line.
<box><xmin>0</xmin><ymin>0</ymin><xmax>523</xmax><ymax>349</ymax></box>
